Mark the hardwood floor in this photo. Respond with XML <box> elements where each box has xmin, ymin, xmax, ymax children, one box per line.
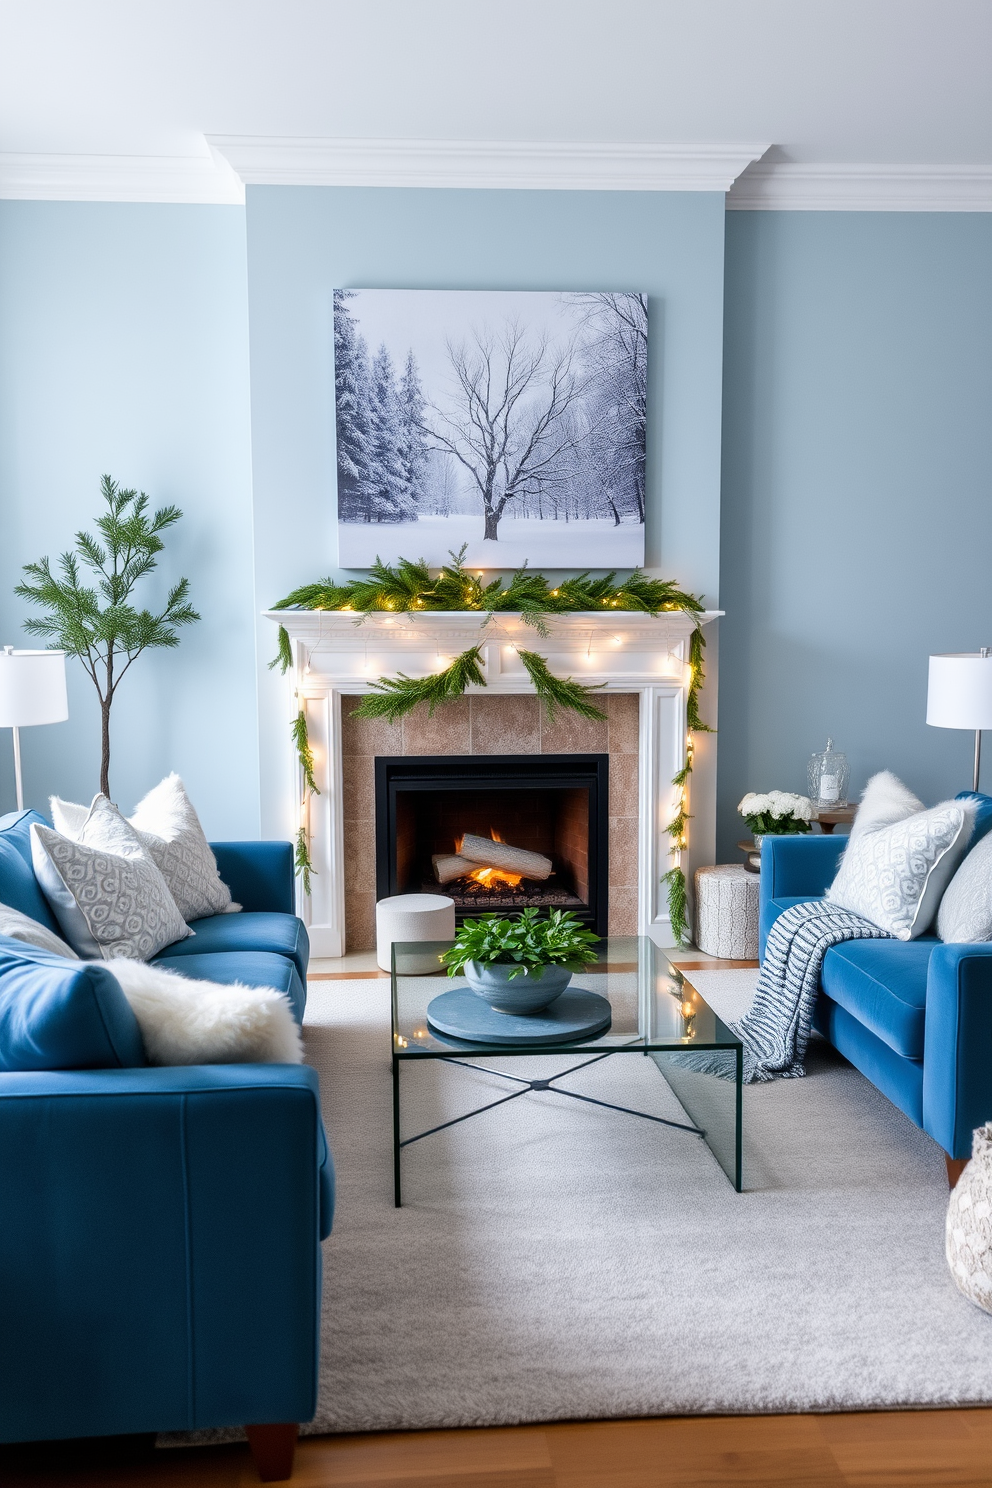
<box><xmin>4</xmin><ymin>1411</ymin><xmax>992</xmax><ymax>1487</ymax></box>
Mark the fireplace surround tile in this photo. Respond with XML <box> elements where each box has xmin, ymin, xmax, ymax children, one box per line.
<box><xmin>342</xmin><ymin>711</ymin><xmax>403</xmax><ymax>758</ymax></box>
<box><xmin>609</xmin><ymin>751</ymin><xmax>639</xmax><ymax>818</ymax></box>
<box><xmin>470</xmin><ymin>694</ymin><xmax>541</xmax><ymax>754</ymax></box>
<box><xmin>609</xmin><ymin>816</ymin><xmax>638</xmax><ymax>884</ymax></box>
<box><xmin>342</xmin><ymin>754</ymin><xmax>375</xmax><ymax>821</ymax></box>
<box><xmin>608</xmin><ymin>883</ymin><xmax>638</xmax><ymax>936</ymax></box>
<box><xmin>344</xmin><ymin>826</ymin><xmax>376</xmax><ymax>895</ymax></box>
<box><xmin>401</xmin><ymin>698</ymin><xmax>472</xmax><ymax>756</ymax></box>
<box><xmin>344</xmin><ymin>890</ymin><xmax>375</xmax><ymax>952</ymax></box>
<box><xmin>539</xmin><ymin>710</ymin><xmax>609</xmax><ymax>755</ymax></box>
<box><xmin>604</xmin><ymin>692</ymin><xmax>640</xmax><ymax>754</ymax></box>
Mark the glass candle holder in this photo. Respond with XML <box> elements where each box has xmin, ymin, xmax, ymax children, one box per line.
<box><xmin>808</xmin><ymin>739</ymin><xmax>849</xmax><ymax>808</ymax></box>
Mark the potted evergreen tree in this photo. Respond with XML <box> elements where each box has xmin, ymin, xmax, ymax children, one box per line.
<box><xmin>16</xmin><ymin>475</ymin><xmax>199</xmax><ymax>799</ymax></box>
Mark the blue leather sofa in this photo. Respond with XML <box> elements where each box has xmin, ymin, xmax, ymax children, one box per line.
<box><xmin>760</xmin><ymin>794</ymin><xmax>992</xmax><ymax>1182</ymax></box>
<box><xmin>0</xmin><ymin>809</ymin><xmax>333</xmax><ymax>1481</ymax></box>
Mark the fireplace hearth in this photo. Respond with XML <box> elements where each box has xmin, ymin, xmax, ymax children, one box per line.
<box><xmin>375</xmin><ymin>754</ymin><xmax>609</xmax><ymax>934</ymax></box>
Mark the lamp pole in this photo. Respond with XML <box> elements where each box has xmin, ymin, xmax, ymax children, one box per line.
<box><xmin>976</xmin><ymin>647</ymin><xmax>991</xmax><ymax>792</ymax></box>
<box><xmin>2</xmin><ymin>648</ymin><xmax>24</xmax><ymax>810</ymax></box>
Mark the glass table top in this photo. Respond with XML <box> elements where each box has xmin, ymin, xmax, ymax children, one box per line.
<box><xmin>390</xmin><ymin>935</ymin><xmax>741</xmax><ymax>1057</ymax></box>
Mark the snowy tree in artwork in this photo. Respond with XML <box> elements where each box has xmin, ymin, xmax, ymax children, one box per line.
<box><xmin>333</xmin><ymin>288</ymin><xmax>647</xmax><ymax>568</ymax></box>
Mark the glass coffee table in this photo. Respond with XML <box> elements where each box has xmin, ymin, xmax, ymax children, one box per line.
<box><xmin>391</xmin><ymin>935</ymin><xmax>743</xmax><ymax>1203</ymax></box>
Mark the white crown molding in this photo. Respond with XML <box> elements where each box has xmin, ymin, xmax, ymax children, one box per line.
<box><xmin>207</xmin><ymin>136</ymin><xmax>769</xmax><ymax>192</ymax></box>
<box><xmin>7</xmin><ymin>144</ymin><xmax>987</xmax><ymax>212</ymax></box>
<box><xmin>727</xmin><ymin>163</ymin><xmax>992</xmax><ymax>212</ymax></box>
<box><xmin>0</xmin><ymin>151</ymin><xmax>245</xmax><ymax>204</ymax></box>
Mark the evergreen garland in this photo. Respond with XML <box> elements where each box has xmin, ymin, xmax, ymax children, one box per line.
<box><xmin>290</xmin><ymin>710</ymin><xmax>319</xmax><ymax>899</ymax></box>
<box><xmin>291</xmin><ymin>710</ymin><xmax>320</xmax><ymax>797</ymax></box>
<box><xmin>269</xmin><ymin>623</ymin><xmax>293</xmax><ymax>674</ymax></box>
<box><xmin>662</xmin><ymin>866</ymin><xmax>689</xmax><ymax>948</ymax></box>
<box><xmin>295</xmin><ymin>826</ymin><xmax>315</xmax><ymax>898</ymax></box>
<box><xmin>516</xmin><ymin>650</ymin><xmax>606</xmax><ymax>723</ymax></box>
<box><xmin>663</xmin><ymin>623</ymin><xmax>714</xmax><ymax>947</ymax></box>
<box><xmin>272</xmin><ymin>549</ymin><xmax>711</xmax><ymax>943</ymax></box>
<box><xmin>269</xmin><ymin>547</ymin><xmax>705</xmax><ymax>671</ymax></box>
<box><xmin>351</xmin><ymin>646</ymin><xmax>486</xmax><ymax>722</ymax></box>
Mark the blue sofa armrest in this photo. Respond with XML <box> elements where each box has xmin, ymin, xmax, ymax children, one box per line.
<box><xmin>923</xmin><ymin>944</ymin><xmax>992</xmax><ymax>1160</ymax></box>
<box><xmin>758</xmin><ymin>835</ymin><xmax>848</xmax><ymax>960</ymax></box>
<box><xmin>209</xmin><ymin>841</ymin><xmax>295</xmax><ymax>915</ymax></box>
<box><xmin>0</xmin><ymin>1064</ymin><xmax>333</xmax><ymax>1444</ymax></box>
<box><xmin>759</xmin><ymin>833</ymin><xmax>848</xmax><ymax>901</ymax></box>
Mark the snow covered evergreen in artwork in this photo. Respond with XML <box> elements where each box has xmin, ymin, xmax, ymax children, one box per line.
<box><xmin>333</xmin><ymin>288</ymin><xmax>647</xmax><ymax>568</ymax></box>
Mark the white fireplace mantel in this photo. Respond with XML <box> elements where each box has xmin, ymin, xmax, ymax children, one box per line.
<box><xmin>265</xmin><ymin>608</ymin><xmax>720</xmax><ymax>956</ymax></box>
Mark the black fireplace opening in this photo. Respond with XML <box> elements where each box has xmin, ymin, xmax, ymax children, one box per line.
<box><xmin>375</xmin><ymin>754</ymin><xmax>609</xmax><ymax>935</ymax></box>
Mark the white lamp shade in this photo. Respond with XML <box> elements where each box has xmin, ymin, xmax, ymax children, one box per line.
<box><xmin>927</xmin><ymin>653</ymin><xmax>992</xmax><ymax>731</ymax></box>
<box><xmin>0</xmin><ymin>649</ymin><xmax>69</xmax><ymax>728</ymax></box>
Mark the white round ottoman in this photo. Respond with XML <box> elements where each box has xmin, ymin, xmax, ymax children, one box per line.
<box><xmin>376</xmin><ymin>893</ymin><xmax>456</xmax><ymax>974</ymax></box>
<box><xmin>693</xmin><ymin>864</ymin><xmax>759</xmax><ymax>960</ymax></box>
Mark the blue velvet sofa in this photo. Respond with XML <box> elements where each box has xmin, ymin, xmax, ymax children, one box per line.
<box><xmin>760</xmin><ymin>795</ymin><xmax>992</xmax><ymax>1181</ymax></box>
<box><xmin>0</xmin><ymin>809</ymin><xmax>333</xmax><ymax>1480</ymax></box>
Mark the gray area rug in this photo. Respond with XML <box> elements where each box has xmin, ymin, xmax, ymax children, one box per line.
<box><xmin>299</xmin><ymin>969</ymin><xmax>992</xmax><ymax>1431</ymax></box>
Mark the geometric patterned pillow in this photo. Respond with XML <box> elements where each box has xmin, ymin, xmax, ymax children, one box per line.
<box><xmin>127</xmin><ymin>774</ymin><xmax>240</xmax><ymax>923</ymax></box>
<box><xmin>30</xmin><ymin>797</ymin><xmax>191</xmax><ymax>961</ymax></box>
<box><xmin>827</xmin><ymin>800</ymin><xmax>976</xmax><ymax>940</ymax></box>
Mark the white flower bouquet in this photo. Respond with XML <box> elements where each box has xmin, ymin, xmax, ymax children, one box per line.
<box><xmin>738</xmin><ymin>790</ymin><xmax>814</xmax><ymax>837</ymax></box>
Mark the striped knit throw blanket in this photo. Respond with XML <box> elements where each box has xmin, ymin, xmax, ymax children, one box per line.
<box><xmin>734</xmin><ymin>900</ymin><xmax>891</xmax><ymax>1084</ymax></box>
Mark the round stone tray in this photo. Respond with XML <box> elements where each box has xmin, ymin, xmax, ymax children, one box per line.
<box><xmin>426</xmin><ymin>987</ymin><xmax>612</xmax><ymax>1046</ymax></box>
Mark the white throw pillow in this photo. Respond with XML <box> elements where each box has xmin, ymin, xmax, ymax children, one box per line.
<box><xmin>847</xmin><ymin>770</ymin><xmax>925</xmax><ymax>843</ymax></box>
<box><xmin>0</xmin><ymin>901</ymin><xmax>78</xmax><ymax>958</ymax></box>
<box><xmin>31</xmin><ymin>797</ymin><xmax>191</xmax><ymax>961</ymax></box>
<box><xmin>938</xmin><ymin>831</ymin><xmax>992</xmax><ymax>943</ymax></box>
<box><xmin>128</xmin><ymin>774</ymin><xmax>240</xmax><ymax>922</ymax></box>
<box><xmin>827</xmin><ymin>799</ymin><xmax>976</xmax><ymax>940</ymax></box>
<box><xmin>102</xmin><ymin>959</ymin><xmax>302</xmax><ymax>1065</ymax></box>
<box><xmin>53</xmin><ymin>777</ymin><xmax>240</xmax><ymax>924</ymax></box>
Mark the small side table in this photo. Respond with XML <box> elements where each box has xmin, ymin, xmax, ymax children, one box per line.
<box><xmin>694</xmin><ymin>864</ymin><xmax>759</xmax><ymax>961</ymax></box>
<box><xmin>814</xmin><ymin>807</ymin><xmax>856</xmax><ymax>834</ymax></box>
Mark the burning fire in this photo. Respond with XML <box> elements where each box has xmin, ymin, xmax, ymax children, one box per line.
<box><xmin>468</xmin><ymin>865</ymin><xmax>523</xmax><ymax>889</ymax></box>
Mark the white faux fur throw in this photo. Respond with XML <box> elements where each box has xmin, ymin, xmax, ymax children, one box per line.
<box><xmin>101</xmin><ymin>959</ymin><xmax>303</xmax><ymax>1066</ymax></box>
<box><xmin>848</xmin><ymin>770</ymin><xmax>925</xmax><ymax>841</ymax></box>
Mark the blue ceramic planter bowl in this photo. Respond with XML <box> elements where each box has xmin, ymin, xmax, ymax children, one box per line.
<box><xmin>463</xmin><ymin>960</ymin><xmax>573</xmax><ymax>1014</ymax></box>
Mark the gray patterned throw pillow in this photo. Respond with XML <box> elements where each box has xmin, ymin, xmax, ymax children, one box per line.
<box><xmin>827</xmin><ymin>800</ymin><xmax>976</xmax><ymax>940</ymax></box>
<box><xmin>31</xmin><ymin>797</ymin><xmax>191</xmax><ymax>961</ymax></box>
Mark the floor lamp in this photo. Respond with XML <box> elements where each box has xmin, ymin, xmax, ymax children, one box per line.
<box><xmin>927</xmin><ymin>650</ymin><xmax>992</xmax><ymax>792</ymax></box>
<box><xmin>0</xmin><ymin>647</ymin><xmax>69</xmax><ymax>812</ymax></box>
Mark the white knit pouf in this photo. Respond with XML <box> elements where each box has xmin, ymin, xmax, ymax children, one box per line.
<box><xmin>946</xmin><ymin>1123</ymin><xmax>992</xmax><ymax>1313</ymax></box>
<box><xmin>376</xmin><ymin>893</ymin><xmax>456</xmax><ymax>974</ymax></box>
<box><xmin>693</xmin><ymin>864</ymin><xmax>760</xmax><ymax>960</ymax></box>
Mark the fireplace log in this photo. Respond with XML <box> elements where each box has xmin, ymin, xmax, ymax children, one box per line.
<box><xmin>458</xmin><ymin>834</ymin><xmax>553</xmax><ymax>881</ymax></box>
<box><xmin>432</xmin><ymin>853</ymin><xmax>478</xmax><ymax>885</ymax></box>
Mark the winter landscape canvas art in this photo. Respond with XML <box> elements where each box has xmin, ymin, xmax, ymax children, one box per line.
<box><xmin>333</xmin><ymin>288</ymin><xmax>647</xmax><ymax>569</ymax></box>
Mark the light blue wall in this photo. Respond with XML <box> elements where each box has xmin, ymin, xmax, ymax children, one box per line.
<box><xmin>0</xmin><ymin>203</ymin><xmax>259</xmax><ymax>837</ymax></box>
<box><xmin>244</xmin><ymin>186</ymin><xmax>728</xmax><ymax>835</ymax></box>
<box><xmin>718</xmin><ymin>212</ymin><xmax>992</xmax><ymax>860</ymax></box>
<box><xmin>8</xmin><ymin>198</ymin><xmax>984</xmax><ymax>866</ymax></box>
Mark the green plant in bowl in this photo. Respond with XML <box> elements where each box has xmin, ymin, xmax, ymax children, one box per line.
<box><xmin>441</xmin><ymin>908</ymin><xmax>601</xmax><ymax>1015</ymax></box>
